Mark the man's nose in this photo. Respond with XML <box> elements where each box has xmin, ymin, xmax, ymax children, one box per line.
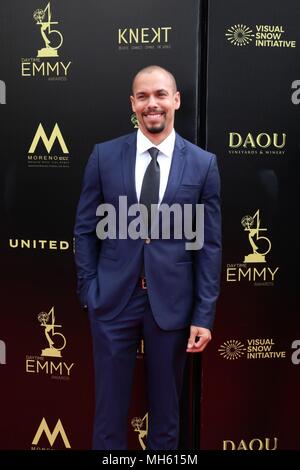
<box><xmin>147</xmin><ymin>95</ymin><xmax>158</xmax><ymax>107</ymax></box>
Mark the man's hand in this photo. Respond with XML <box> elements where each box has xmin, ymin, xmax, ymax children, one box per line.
<box><xmin>186</xmin><ymin>326</ymin><xmax>211</xmax><ymax>353</ymax></box>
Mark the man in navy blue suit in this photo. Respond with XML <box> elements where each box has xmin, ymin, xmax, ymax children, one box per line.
<box><xmin>74</xmin><ymin>65</ymin><xmax>221</xmax><ymax>450</ymax></box>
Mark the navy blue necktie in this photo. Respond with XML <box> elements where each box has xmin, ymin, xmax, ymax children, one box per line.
<box><xmin>140</xmin><ymin>147</ymin><xmax>160</xmax><ymax>234</ymax></box>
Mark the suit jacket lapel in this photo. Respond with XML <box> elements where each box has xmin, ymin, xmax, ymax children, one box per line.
<box><xmin>160</xmin><ymin>133</ymin><xmax>186</xmax><ymax>206</ymax></box>
<box><xmin>150</xmin><ymin>133</ymin><xmax>186</xmax><ymax>236</ymax></box>
<box><xmin>122</xmin><ymin>132</ymin><xmax>138</xmax><ymax>206</ymax></box>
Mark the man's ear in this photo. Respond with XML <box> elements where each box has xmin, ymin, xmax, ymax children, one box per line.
<box><xmin>174</xmin><ymin>91</ymin><xmax>181</xmax><ymax>110</ymax></box>
<box><xmin>130</xmin><ymin>95</ymin><xmax>135</xmax><ymax>112</ymax></box>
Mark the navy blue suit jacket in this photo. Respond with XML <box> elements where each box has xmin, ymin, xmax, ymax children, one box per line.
<box><xmin>74</xmin><ymin>131</ymin><xmax>221</xmax><ymax>331</ymax></box>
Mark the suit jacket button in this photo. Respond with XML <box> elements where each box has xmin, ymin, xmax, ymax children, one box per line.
<box><xmin>145</xmin><ymin>238</ymin><xmax>151</xmax><ymax>244</ymax></box>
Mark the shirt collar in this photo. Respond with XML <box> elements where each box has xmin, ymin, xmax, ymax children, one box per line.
<box><xmin>137</xmin><ymin>129</ymin><xmax>176</xmax><ymax>158</ymax></box>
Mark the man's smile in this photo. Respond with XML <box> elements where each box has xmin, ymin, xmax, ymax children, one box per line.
<box><xmin>143</xmin><ymin>111</ymin><xmax>165</xmax><ymax>122</ymax></box>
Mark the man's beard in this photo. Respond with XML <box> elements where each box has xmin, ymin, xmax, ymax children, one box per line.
<box><xmin>146</xmin><ymin>123</ymin><xmax>165</xmax><ymax>134</ymax></box>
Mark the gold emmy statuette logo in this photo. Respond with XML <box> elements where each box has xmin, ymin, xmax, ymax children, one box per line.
<box><xmin>241</xmin><ymin>210</ymin><xmax>271</xmax><ymax>263</ymax></box>
<box><xmin>136</xmin><ymin>339</ymin><xmax>145</xmax><ymax>358</ymax></box>
<box><xmin>38</xmin><ymin>307</ymin><xmax>66</xmax><ymax>358</ymax></box>
<box><xmin>225</xmin><ymin>25</ymin><xmax>254</xmax><ymax>46</ymax></box>
<box><xmin>33</xmin><ymin>2</ymin><xmax>63</xmax><ymax>57</ymax></box>
<box><xmin>218</xmin><ymin>340</ymin><xmax>247</xmax><ymax>360</ymax></box>
<box><xmin>131</xmin><ymin>413</ymin><xmax>148</xmax><ymax>450</ymax></box>
<box><xmin>28</xmin><ymin>123</ymin><xmax>69</xmax><ymax>154</ymax></box>
<box><xmin>32</xmin><ymin>417</ymin><xmax>71</xmax><ymax>448</ymax></box>
<box><xmin>131</xmin><ymin>113</ymin><xmax>139</xmax><ymax>128</ymax></box>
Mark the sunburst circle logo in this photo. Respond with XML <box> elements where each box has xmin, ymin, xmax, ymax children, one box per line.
<box><xmin>225</xmin><ymin>25</ymin><xmax>255</xmax><ymax>46</ymax></box>
<box><xmin>218</xmin><ymin>340</ymin><xmax>247</xmax><ymax>360</ymax></box>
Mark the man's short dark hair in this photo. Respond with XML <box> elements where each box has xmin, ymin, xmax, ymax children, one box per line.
<box><xmin>131</xmin><ymin>65</ymin><xmax>178</xmax><ymax>94</ymax></box>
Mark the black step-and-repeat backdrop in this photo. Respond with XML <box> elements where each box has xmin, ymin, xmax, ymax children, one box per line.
<box><xmin>0</xmin><ymin>0</ymin><xmax>202</xmax><ymax>450</ymax></box>
<box><xmin>201</xmin><ymin>0</ymin><xmax>299</xmax><ymax>450</ymax></box>
<box><xmin>1</xmin><ymin>0</ymin><xmax>299</xmax><ymax>451</ymax></box>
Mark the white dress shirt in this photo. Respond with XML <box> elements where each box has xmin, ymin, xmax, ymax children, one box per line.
<box><xmin>135</xmin><ymin>128</ymin><xmax>176</xmax><ymax>204</ymax></box>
